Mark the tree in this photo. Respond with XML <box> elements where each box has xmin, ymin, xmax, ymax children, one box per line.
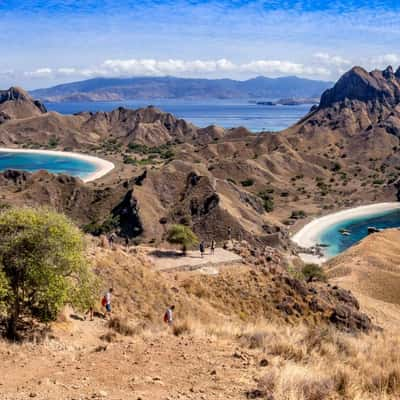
<box><xmin>0</xmin><ymin>207</ymin><xmax>98</xmax><ymax>340</ymax></box>
<box><xmin>301</xmin><ymin>263</ymin><xmax>326</xmax><ymax>283</ymax></box>
<box><xmin>166</xmin><ymin>224</ymin><xmax>198</xmax><ymax>255</ymax></box>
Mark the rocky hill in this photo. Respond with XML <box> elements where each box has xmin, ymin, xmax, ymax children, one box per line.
<box><xmin>326</xmin><ymin>229</ymin><xmax>400</xmax><ymax>329</ymax></box>
<box><xmin>30</xmin><ymin>75</ymin><xmax>333</xmax><ymax>102</ymax></box>
<box><xmin>0</xmin><ymin>87</ymin><xmax>47</xmax><ymax>120</ymax></box>
<box><xmin>0</xmin><ymin>67</ymin><xmax>400</xmax><ymax>250</ymax></box>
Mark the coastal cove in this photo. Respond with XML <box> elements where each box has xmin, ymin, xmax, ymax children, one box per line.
<box><xmin>0</xmin><ymin>148</ymin><xmax>114</xmax><ymax>182</ymax></box>
<box><xmin>292</xmin><ymin>203</ymin><xmax>400</xmax><ymax>264</ymax></box>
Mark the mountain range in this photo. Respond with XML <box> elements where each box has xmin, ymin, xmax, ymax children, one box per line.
<box><xmin>30</xmin><ymin>75</ymin><xmax>333</xmax><ymax>102</ymax></box>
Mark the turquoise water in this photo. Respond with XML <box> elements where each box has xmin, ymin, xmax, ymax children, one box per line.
<box><xmin>45</xmin><ymin>100</ymin><xmax>312</xmax><ymax>132</ymax></box>
<box><xmin>318</xmin><ymin>209</ymin><xmax>400</xmax><ymax>257</ymax></box>
<box><xmin>0</xmin><ymin>151</ymin><xmax>97</xmax><ymax>179</ymax></box>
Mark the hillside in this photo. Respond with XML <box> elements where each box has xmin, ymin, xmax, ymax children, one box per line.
<box><xmin>30</xmin><ymin>75</ymin><xmax>333</xmax><ymax>102</ymax></box>
<box><xmin>2</xmin><ymin>243</ymin><xmax>399</xmax><ymax>400</ymax></box>
<box><xmin>326</xmin><ymin>229</ymin><xmax>400</xmax><ymax>329</ymax></box>
<box><xmin>0</xmin><ymin>66</ymin><xmax>400</xmax><ymax>251</ymax></box>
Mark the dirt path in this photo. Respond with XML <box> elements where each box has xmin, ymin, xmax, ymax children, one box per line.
<box><xmin>0</xmin><ymin>317</ymin><xmax>261</xmax><ymax>400</ymax></box>
<box><xmin>143</xmin><ymin>247</ymin><xmax>243</xmax><ymax>273</ymax></box>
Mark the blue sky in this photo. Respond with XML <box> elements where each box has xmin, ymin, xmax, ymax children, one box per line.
<box><xmin>0</xmin><ymin>0</ymin><xmax>399</xmax><ymax>89</ymax></box>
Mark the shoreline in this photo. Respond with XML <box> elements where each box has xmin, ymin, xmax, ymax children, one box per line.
<box><xmin>0</xmin><ymin>147</ymin><xmax>115</xmax><ymax>183</ymax></box>
<box><xmin>291</xmin><ymin>202</ymin><xmax>400</xmax><ymax>264</ymax></box>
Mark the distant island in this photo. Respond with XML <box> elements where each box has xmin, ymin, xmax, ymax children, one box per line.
<box><xmin>252</xmin><ymin>97</ymin><xmax>320</xmax><ymax>106</ymax></box>
<box><xmin>30</xmin><ymin>75</ymin><xmax>332</xmax><ymax>102</ymax></box>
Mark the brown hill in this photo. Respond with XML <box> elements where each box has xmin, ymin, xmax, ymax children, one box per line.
<box><xmin>326</xmin><ymin>229</ymin><xmax>400</xmax><ymax>329</ymax></box>
<box><xmin>0</xmin><ymin>66</ymin><xmax>399</xmax><ymax>251</ymax></box>
<box><xmin>327</xmin><ymin>229</ymin><xmax>400</xmax><ymax>305</ymax></box>
<box><xmin>0</xmin><ymin>86</ymin><xmax>46</xmax><ymax>120</ymax></box>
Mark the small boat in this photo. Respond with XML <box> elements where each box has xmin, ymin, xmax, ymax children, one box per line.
<box><xmin>339</xmin><ymin>228</ymin><xmax>351</xmax><ymax>236</ymax></box>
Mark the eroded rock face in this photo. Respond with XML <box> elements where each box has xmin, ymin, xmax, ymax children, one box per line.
<box><xmin>274</xmin><ymin>274</ymin><xmax>372</xmax><ymax>332</ymax></box>
<box><xmin>319</xmin><ymin>66</ymin><xmax>400</xmax><ymax>108</ymax></box>
<box><xmin>0</xmin><ymin>87</ymin><xmax>47</xmax><ymax>119</ymax></box>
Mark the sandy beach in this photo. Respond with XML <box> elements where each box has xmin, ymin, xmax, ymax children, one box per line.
<box><xmin>292</xmin><ymin>202</ymin><xmax>400</xmax><ymax>264</ymax></box>
<box><xmin>0</xmin><ymin>147</ymin><xmax>114</xmax><ymax>182</ymax></box>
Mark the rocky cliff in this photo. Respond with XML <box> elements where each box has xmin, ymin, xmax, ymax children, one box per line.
<box><xmin>0</xmin><ymin>87</ymin><xmax>47</xmax><ymax>120</ymax></box>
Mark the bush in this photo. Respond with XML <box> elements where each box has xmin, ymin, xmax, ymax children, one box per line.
<box><xmin>258</xmin><ymin>191</ymin><xmax>274</xmax><ymax>212</ymax></box>
<box><xmin>47</xmin><ymin>136</ymin><xmax>59</xmax><ymax>148</ymax></box>
<box><xmin>241</xmin><ymin>179</ymin><xmax>254</xmax><ymax>187</ymax></box>
<box><xmin>0</xmin><ymin>208</ymin><xmax>98</xmax><ymax>339</ymax></box>
<box><xmin>301</xmin><ymin>263</ymin><xmax>326</xmax><ymax>283</ymax></box>
<box><xmin>166</xmin><ymin>224</ymin><xmax>198</xmax><ymax>255</ymax></box>
<box><xmin>290</xmin><ymin>210</ymin><xmax>307</xmax><ymax>219</ymax></box>
<box><xmin>83</xmin><ymin>215</ymin><xmax>120</xmax><ymax>236</ymax></box>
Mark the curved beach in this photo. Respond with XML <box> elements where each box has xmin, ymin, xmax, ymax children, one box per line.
<box><xmin>292</xmin><ymin>202</ymin><xmax>400</xmax><ymax>263</ymax></box>
<box><xmin>0</xmin><ymin>147</ymin><xmax>115</xmax><ymax>183</ymax></box>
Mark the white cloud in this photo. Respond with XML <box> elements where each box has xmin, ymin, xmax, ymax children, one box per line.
<box><xmin>313</xmin><ymin>53</ymin><xmax>351</xmax><ymax>67</ymax></box>
<box><xmin>20</xmin><ymin>54</ymin><xmax>400</xmax><ymax>85</ymax></box>
<box><xmin>24</xmin><ymin>67</ymin><xmax>53</xmax><ymax>78</ymax></box>
<box><xmin>369</xmin><ymin>54</ymin><xmax>400</xmax><ymax>69</ymax></box>
<box><xmin>23</xmin><ymin>58</ymin><xmax>333</xmax><ymax>81</ymax></box>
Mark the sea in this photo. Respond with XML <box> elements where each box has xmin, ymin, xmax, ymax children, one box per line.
<box><xmin>318</xmin><ymin>209</ymin><xmax>400</xmax><ymax>257</ymax></box>
<box><xmin>0</xmin><ymin>151</ymin><xmax>97</xmax><ymax>180</ymax></box>
<box><xmin>45</xmin><ymin>99</ymin><xmax>312</xmax><ymax>132</ymax></box>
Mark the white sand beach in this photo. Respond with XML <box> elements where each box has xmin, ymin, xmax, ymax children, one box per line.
<box><xmin>0</xmin><ymin>147</ymin><xmax>114</xmax><ymax>182</ymax></box>
<box><xmin>292</xmin><ymin>202</ymin><xmax>400</xmax><ymax>264</ymax></box>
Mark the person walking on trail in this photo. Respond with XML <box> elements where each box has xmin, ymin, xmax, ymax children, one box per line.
<box><xmin>210</xmin><ymin>239</ymin><xmax>216</xmax><ymax>255</ymax></box>
<box><xmin>164</xmin><ymin>305</ymin><xmax>175</xmax><ymax>325</ymax></box>
<box><xmin>109</xmin><ymin>233</ymin><xmax>117</xmax><ymax>249</ymax></box>
<box><xmin>199</xmin><ymin>241</ymin><xmax>205</xmax><ymax>258</ymax></box>
<box><xmin>228</xmin><ymin>227</ymin><xmax>232</xmax><ymax>241</ymax></box>
<box><xmin>102</xmin><ymin>288</ymin><xmax>113</xmax><ymax>319</ymax></box>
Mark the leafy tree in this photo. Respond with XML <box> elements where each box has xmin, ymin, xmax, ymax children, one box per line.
<box><xmin>166</xmin><ymin>224</ymin><xmax>198</xmax><ymax>255</ymax></box>
<box><xmin>301</xmin><ymin>263</ymin><xmax>326</xmax><ymax>283</ymax></box>
<box><xmin>0</xmin><ymin>208</ymin><xmax>98</xmax><ymax>340</ymax></box>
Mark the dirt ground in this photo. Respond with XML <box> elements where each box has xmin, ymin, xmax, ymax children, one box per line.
<box><xmin>0</xmin><ymin>316</ymin><xmax>264</xmax><ymax>400</ymax></box>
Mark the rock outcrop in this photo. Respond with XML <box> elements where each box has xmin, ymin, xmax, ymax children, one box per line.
<box><xmin>0</xmin><ymin>87</ymin><xmax>47</xmax><ymax>119</ymax></box>
<box><xmin>319</xmin><ymin>66</ymin><xmax>400</xmax><ymax>108</ymax></box>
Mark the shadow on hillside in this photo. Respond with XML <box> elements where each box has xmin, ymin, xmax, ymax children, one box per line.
<box><xmin>149</xmin><ymin>249</ymin><xmax>184</xmax><ymax>258</ymax></box>
<box><xmin>149</xmin><ymin>249</ymin><xmax>203</xmax><ymax>259</ymax></box>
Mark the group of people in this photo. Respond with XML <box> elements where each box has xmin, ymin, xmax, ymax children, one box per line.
<box><xmin>89</xmin><ymin>287</ymin><xmax>175</xmax><ymax>326</ymax></box>
<box><xmin>98</xmin><ymin>235</ymin><xmax>221</xmax><ymax>325</ymax></box>
<box><xmin>199</xmin><ymin>239</ymin><xmax>216</xmax><ymax>258</ymax></box>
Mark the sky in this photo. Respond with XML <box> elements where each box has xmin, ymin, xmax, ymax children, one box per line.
<box><xmin>0</xmin><ymin>0</ymin><xmax>400</xmax><ymax>89</ymax></box>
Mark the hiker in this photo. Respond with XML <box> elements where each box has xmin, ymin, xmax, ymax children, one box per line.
<box><xmin>210</xmin><ymin>239</ymin><xmax>216</xmax><ymax>255</ymax></box>
<box><xmin>102</xmin><ymin>288</ymin><xmax>113</xmax><ymax>319</ymax></box>
<box><xmin>164</xmin><ymin>305</ymin><xmax>175</xmax><ymax>325</ymax></box>
<box><xmin>85</xmin><ymin>306</ymin><xmax>94</xmax><ymax>321</ymax></box>
<box><xmin>109</xmin><ymin>233</ymin><xmax>116</xmax><ymax>249</ymax></box>
<box><xmin>199</xmin><ymin>241</ymin><xmax>205</xmax><ymax>258</ymax></box>
<box><xmin>228</xmin><ymin>227</ymin><xmax>232</xmax><ymax>240</ymax></box>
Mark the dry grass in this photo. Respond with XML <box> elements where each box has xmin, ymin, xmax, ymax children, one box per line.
<box><xmin>107</xmin><ymin>317</ymin><xmax>135</xmax><ymax>336</ymax></box>
<box><xmin>167</xmin><ymin>315</ymin><xmax>400</xmax><ymax>400</ymax></box>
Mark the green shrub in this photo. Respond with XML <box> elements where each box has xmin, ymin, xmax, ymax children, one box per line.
<box><xmin>301</xmin><ymin>263</ymin><xmax>326</xmax><ymax>283</ymax></box>
<box><xmin>258</xmin><ymin>191</ymin><xmax>274</xmax><ymax>212</ymax></box>
<box><xmin>83</xmin><ymin>215</ymin><xmax>120</xmax><ymax>236</ymax></box>
<box><xmin>0</xmin><ymin>208</ymin><xmax>98</xmax><ymax>339</ymax></box>
<box><xmin>290</xmin><ymin>210</ymin><xmax>307</xmax><ymax>219</ymax></box>
<box><xmin>241</xmin><ymin>179</ymin><xmax>254</xmax><ymax>187</ymax></box>
<box><xmin>332</xmin><ymin>162</ymin><xmax>342</xmax><ymax>172</ymax></box>
<box><xmin>47</xmin><ymin>136</ymin><xmax>59</xmax><ymax>148</ymax></box>
<box><xmin>167</xmin><ymin>224</ymin><xmax>198</xmax><ymax>255</ymax></box>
